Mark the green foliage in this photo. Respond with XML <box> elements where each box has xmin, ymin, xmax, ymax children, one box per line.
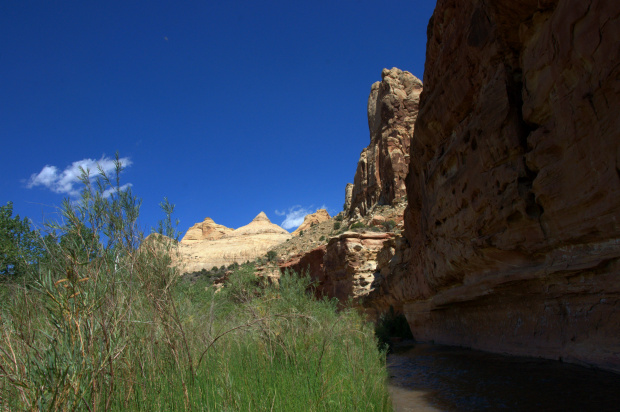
<box><xmin>0</xmin><ymin>154</ymin><xmax>392</xmax><ymax>411</ymax></box>
<box><xmin>298</xmin><ymin>230</ymin><xmax>304</xmax><ymax>237</ymax></box>
<box><xmin>156</xmin><ymin>197</ymin><xmax>181</xmax><ymax>241</ymax></box>
<box><xmin>351</xmin><ymin>222</ymin><xmax>366</xmax><ymax>230</ymax></box>
<box><xmin>382</xmin><ymin>220</ymin><xmax>397</xmax><ymax>231</ymax></box>
<box><xmin>0</xmin><ymin>201</ymin><xmax>44</xmax><ymax>278</ymax></box>
<box><xmin>266</xmin><ymin>250</ymin><xmax>277</xmax><ymax>262</ymax></box>
<box><xmin>335</xmin><ymin>214</ymin><xmax>344</xmax><ymax>222</ymax></box>
<box><xmin>375</xmin><ymin>306</ymin><xmax>413</xmax><ymax>351</ymax></box>
<box><xmin>319</xmin><ymin>235</ymin><xmax>326</xmax><ymax>241</ymax></box>
<box><xmin>333</xmin><ymin>221</ymin><xmax>341</xmax><ymax>231</ymax></box>
<box><xmin>227</xmin><ymin>261</ymin><xmax>239</xmax><ymax>270</ymax></box>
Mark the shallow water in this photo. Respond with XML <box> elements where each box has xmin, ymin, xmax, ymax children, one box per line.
<box><xmin>387</xmin><ymin>343</ymin><xmax>620</xmax><ymax>411</ymax></box>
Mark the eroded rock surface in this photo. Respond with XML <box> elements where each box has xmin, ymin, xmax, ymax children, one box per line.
<box><xmin>180</xmin><ymin>217</ymin><xmax>234</xmax><ymax>244</ymax></box>
<box><xmin>279</xmin><ymin>231</ymin><xmax>394</xmax><ymax>318</ymax></box>
<box><xmin>401</xmin><ymin>0</ymin><xmax>620</xmax><ymax>372</ymax></box>
<box><xmin>292</xmin><ymin>209</ymin><xmax>331</xmax><ymax>236</ymax></box>
<box><xmin>179</xmin><ymin>212</ymin><xmax>291</xmax><ymax>272</ymax></box>
<box><xmin>347</xmin><ymin>68</ymin><xmax>423</xmax><ymax>218</ymax></box>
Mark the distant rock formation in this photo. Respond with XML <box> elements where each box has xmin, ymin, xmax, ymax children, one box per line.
<box><xmin>398</xmin><ymin>0</ymin><xmax>620</xmax><ymax>373</ymax></box>
<box><xmin>292</xmin><ymin>209</ymin><xmax>331</xmax><ymax>236</ymax></box>
<box><xmin>178</xmin><ymin>212</ymin><xmax>291</xmax><ymax>272</ymax></box>
<box><xmin>180</xmin><ymin>217</ymin><xmax>233</xmax><ymax>244</ymax></box>
<box><xmin>346</xmin><ymin>68</ymin><xmax>422</xmax><ymax>217</ymax></box>
<box><xmin>233</xmin><ymin>212</ymin><xmax>290</xmax><ymax>236</ymax></box>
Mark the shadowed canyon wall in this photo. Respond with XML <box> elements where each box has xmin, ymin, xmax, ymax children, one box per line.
<box><xmin>401</xmin><ymin>0</ymin><xmax>620</xmax><ymax>372</ymax></box>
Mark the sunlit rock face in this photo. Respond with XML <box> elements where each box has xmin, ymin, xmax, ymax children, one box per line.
<box><xmin>178</xmin><ymin>212</ymin><xmax>291</xmax><ymax>271</ymax></box>
<box><xmin>400</xmin><ymin>0</ymin><xmax>620</xmax><ymax>372</ymax></box>
<box><xmin>292</xmin><ymin>209</ymin><xmax>331</xmax><ymax>236</ymax></box>
<box><xmin>347</xmin><ymin>68</ymin><xmax>423</xmax><ymax>218</ymax></box>
<box><xmin>180</xmin><ymin>217</ymin><xmax>234</xmax><ymax>244</ymax></box>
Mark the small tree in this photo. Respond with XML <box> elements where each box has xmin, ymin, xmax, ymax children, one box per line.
<box><xmin>0</xmin><ymin>201</ymin><xmax>44</xmax><ymax>278</ymax></box>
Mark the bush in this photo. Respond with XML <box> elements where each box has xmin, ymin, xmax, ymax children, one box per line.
<box><xmin>375</xmin><ymin>306</ymin><xmax>413</xmax><ymax>351</ymax></box>
<box><xmin>333</xmin><ymin>222</ymin><xmax>341</xmax><ymax>231</ymax></box>
<box><xmin>351</xmin><ymin>222</ymin><xmax>366</xmax><ymax>230</ymax></box>
<box><xmin>266</xmin><ymin>250</ymin><xmax>277</xmax><ymax>262</ymax></box>
<box><xmin>382</xmin><ymin>220</ymin><xmax>396</xmax><ymax>231</ymax></box>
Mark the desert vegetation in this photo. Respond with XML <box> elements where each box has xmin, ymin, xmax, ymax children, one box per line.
<box><xmin>0</xmin><ymin>159</ymin><xmax>392</xmax><ymax>411</ymax></box>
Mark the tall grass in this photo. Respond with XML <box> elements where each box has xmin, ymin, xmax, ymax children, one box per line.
<box><xmin>0</xmin><ymin>158</ymin><xmax>391</xmax><ymax>411</ymax></box>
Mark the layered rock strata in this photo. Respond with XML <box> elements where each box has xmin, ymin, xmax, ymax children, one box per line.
<box><xmin>279</xmin><ymin>231</ymin><xmax>394</xmax><ymax>317</ymax></box>
<box><xmin>180</xmin><ymin>217</ymin><xmax>233</xmax><ymax>244</ymax></box>
<box><xmin>179</xmin><ymin>212</ymin><xmax>291</xmax><ymax>272</ymax></box>
<box><xmin>347</xmin><ymin>68</ymin><xmax>423</xmax><ymax>218</ymax></box>
<box><xmin>400</xmin><ymin>0</ymin><xmax>620</xmax><ymax>372</ymax></box>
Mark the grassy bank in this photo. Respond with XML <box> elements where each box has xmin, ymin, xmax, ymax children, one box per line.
<box><xmin>0</xmin><ymin>162</ymin><xmax>391</xmax><ymax>411</ymax></box>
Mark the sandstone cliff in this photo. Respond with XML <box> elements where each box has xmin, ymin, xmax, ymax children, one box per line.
<box><xmin>347</xmin><ymin>68</ymin><xmax>423</xmax><ymax>218</ymax></box>
<box><xmin>292</xmin><ymin>209</ymin><xmax>331</xmax><ymax>236</ymax></box>
<box><xmin>179</xmin><ymin>212</ymin><xmax>291</xmax><ymax>272</ymax></box>
<box><xmin>279</xmin><ymin>231</ymin><xmax>394</xmax><ymax>317</ymax></box>
<box><xmin>398</xmin><ymin>0</ymin><xmax>620</xmax><ymax>372</ymax></box>
<box><xmin>180</xmin><ymin>217</ymin><xmax>233</xmax><ymax>244</ymax></box>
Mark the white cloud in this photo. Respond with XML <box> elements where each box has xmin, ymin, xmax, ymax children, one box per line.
<box><xmin>101</xmin><ymin>183</ymin><xmax>133</xmax><ymax>199</ymax></box>
<box><xmin>277</xmin><ymin>204</ymin><xmax>328</xmax><ymax>231</ymax></box>
<box><xmin>27</xmin><ymin>156</ymin><xmax>132</xmax><ymax>197</ymax></box>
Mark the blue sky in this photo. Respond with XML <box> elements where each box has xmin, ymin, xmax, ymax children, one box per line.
<box><xmin>1</xmin><ymin>0</ymin><xmax>436</xmax><ymax>234</ymax></box>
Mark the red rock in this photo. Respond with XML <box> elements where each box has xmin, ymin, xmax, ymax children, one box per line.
<box><xmin>278</xmin><ymin>232</ymin><xmax>394</xmax><ymax>316</ymax></box>
<box><xmin>279</xmin><ymin>245</ymin><xmax>326</xmax><ymax>284</ymax></box>
<box><xmin>401</xmin><ymin>0</ymin><xmax>620</xmax><ymax>372</ymax></box>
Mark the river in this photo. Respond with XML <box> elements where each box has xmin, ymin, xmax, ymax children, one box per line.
<box><xmin>387</xmin><ymin>343</ymin><xmax>620</xmax><ymax>411</ymax></box>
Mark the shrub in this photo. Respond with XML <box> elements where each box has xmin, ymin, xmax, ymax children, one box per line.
<box><xmin>382</xmin><ymin>220</ymin><xmax>396</xmax><ymax>231</ymax></box>
<box><xmin>319</xmin><ymin>235</ymin><xmax>325</xmax><ymax>241</ymax></box>
<box><xmin>375</xmin><ymin>306</ymin><xmax>413</xmax><ymax>351</ymax></box>
<box><xmin>228</xmin><ymin>261</ymin><xmax>239</xmax><ymax>270</ymax></box>
<box><xmin>266</xmin><ymin>250</ymin><xmax>277</xmax><ymax>262</ymax></box>
<box><xmin>351</xmin><ymin>222</ymin><xmax>366</xmax><ymax>230</ymax></box>
<box><xmin>333</xmin><ymin>222</ymin><xmax>341</xmax><ymax>231</ymax></box>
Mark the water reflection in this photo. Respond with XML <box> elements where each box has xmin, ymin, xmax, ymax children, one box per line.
<box><xmin>387</xmin><ymin>343</ymin><xmax>620</xmax><ymax>411</ymax></box>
